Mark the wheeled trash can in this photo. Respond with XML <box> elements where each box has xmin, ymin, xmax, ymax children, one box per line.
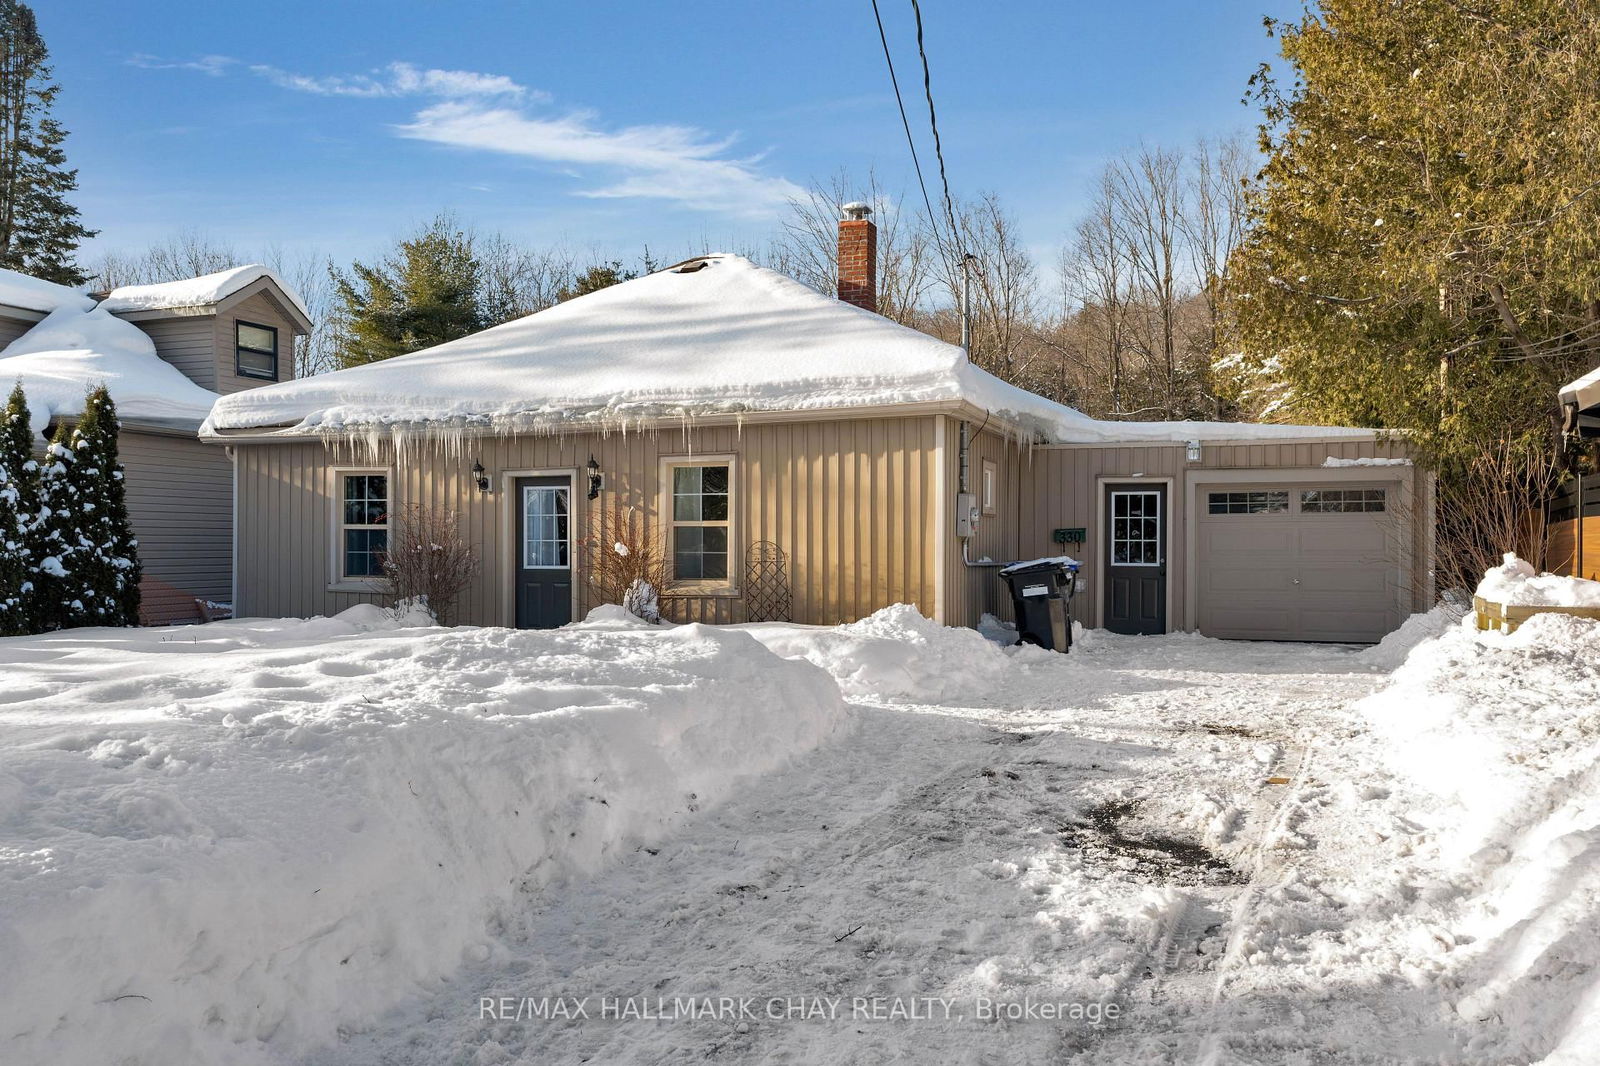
<box><xmin>998</xmin><ymin>557</ymin><xmax>1079</xmax><ymax>652</ymax></box>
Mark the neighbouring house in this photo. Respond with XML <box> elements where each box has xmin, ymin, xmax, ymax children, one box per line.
<box><xmin>202</xmin><ymin>210</ymin><xmax>1433</xmax><ymax>642</ymax></box>
<box><xmin>1556</xmin><ymin>367</ymin><xmax>1600</xmax><ymax>580</ymax></box>
<box><xmin>0</xmin><ymin>265</ymin><xmax>311</xmax><ymax>624</ymax></box>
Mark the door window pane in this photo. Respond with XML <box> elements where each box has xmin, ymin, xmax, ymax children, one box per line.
<box><xmin>522</xmin><ymin>486</ymin><xmax>570</xmax><ymax>568</ymax></box>
<box><xmin>1110</xmin><ymin>491</ymin><xmax>1162</xmax><ymax>568</ymax></box>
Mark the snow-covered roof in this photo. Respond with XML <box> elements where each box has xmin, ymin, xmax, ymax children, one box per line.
<box><xmin>0</xmin><ymin>268</ymin><xmax>93</xmax><ymax>316</ymax></box>
<box><xmin>1560</xmin><ymin>364</ymin><xmax>1600</xmax><ymax>414</ymax></box>
<box><xmin>203</xmin><ymin>255</ymin><xmax>1375</xmax><ymax>445</ymax></box>
<box><xmin>99</xmin><ymin>264</ymin><xmax>312</xmax><ymax>323</ymax></box>
<box><xmin>0</xmin><ymin>305</ymin><xmax>221</xmax><ymax>438</ymax></box>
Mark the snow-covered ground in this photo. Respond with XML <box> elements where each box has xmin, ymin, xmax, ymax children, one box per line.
<box><xmin>4</xmin><ymin>601</ymin><xmax>1599</xmax><ymax>1064</ymax></box>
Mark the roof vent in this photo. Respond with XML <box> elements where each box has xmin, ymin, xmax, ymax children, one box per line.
<box><xmin>668</xmin><ymin>256</ymin><xmax>714</xmax><ymax>274</ymax></box>
<box><xmin>841</xmin><ymin>201</ymin><xmax>872</xmax><ymax>221</ymax></box>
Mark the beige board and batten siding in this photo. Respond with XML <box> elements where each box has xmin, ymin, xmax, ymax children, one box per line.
<box><xmin>119</xmin><ymin>428</ymin><xmax>234</xmax><ymax>624</ymax></box>
<box><xmin>941</xmin><ymin>419</ymin><xmax>1028</xmax><ymax>628</ymax></box>
<box><xmin>1015</xmin><ymin>436</ymin><xmax>1431</xmax><ymax>634</ymax></box>
<box><xmin>231</xmin><ymin>414</ymin><xmax>943</xmax><ymax>627</ymax></box>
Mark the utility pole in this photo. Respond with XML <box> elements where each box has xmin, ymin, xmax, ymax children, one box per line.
<box><xmin>959</xmin><ymin>252</ymin><xmax>977</xmax><ymax>357</ymax></box>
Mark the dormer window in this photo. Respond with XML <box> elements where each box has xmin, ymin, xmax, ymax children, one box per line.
<box><xmin>236</xmin><ymin>321</ymin><xmax>278</xmax><ymax>380</ymax></box>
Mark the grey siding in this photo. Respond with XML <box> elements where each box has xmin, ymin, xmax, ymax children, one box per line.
<box><xmin>119</xmin><ymin>429</ymin><xmax>234</xmax><ymax>624</ymax></box>
<box><xmin>0</xmin><ymin>312</ymin><xmax>37</xmax><ymax>349</ymax></box>
<box><xmin>136</xmin><ymin>315</ymin><xmax>218</xmax><ymax>390</ymax></box>
<box><xmin>213</xmin><ymin>291</ymin><xmax>299</xmax><ymax>394</ymax></box>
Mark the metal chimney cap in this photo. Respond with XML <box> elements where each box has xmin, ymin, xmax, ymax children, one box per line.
<box><xmin>841</xmin><ymin>201</ymin><xmax>872</xmax><ymax>220</ymax></box>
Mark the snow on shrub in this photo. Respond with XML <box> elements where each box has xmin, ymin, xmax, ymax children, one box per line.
<box><xmin>0</xmin><ymin>616</ymin><xmax>845</xmax><ymax>1064</ymax></box>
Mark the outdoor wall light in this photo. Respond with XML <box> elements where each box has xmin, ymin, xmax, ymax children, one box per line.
<box><xmin>1186</xmin><ymin>439</ymin><xmax>1202</xmax><ymax>463</ymax></box>
<box><xmin>587</xmin><ymin>455</ymin><xmax>603</xmax><ymax>500</ymax></box>
<box><xmin>472</xmin><ymin>459</ymin><xmax>491</xmax><ymax>494</ymax></box>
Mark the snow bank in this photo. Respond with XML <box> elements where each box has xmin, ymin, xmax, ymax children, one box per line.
<box><xmin>0</xmin><ymin>267</ymin><xmax>92</xmax><ymax>315</ymax></box>
<box><xmin>98</xmin><ymin>264</ymin><xmax>311</xmax><ymax>321</ymax></box>
<box><xmin>741</xmin><ymin>603</ymin><xmax>1041</xmax><ymax>701</ymax></box>
<box><xmin>1355</xmin><ymin>603</ymin><xmax>1462</xmax><ymax>670</ymax></box>
<box><xmin>1475</xmin><ymin>551</ymin><xmax>1600</xmax><ymax>607</ymax></box>
<box><xmin>1322</xmin><ymin>456</ymin><xmax>1411</xmax><ymax>467</ymax></box>
<box><xmin>0</xmin><ymin>305</ymin><xmax>220</xmax><ymax>436</ymax></box>
<box><xmin>203</xmin><ymin>255</ymin><xmax>1373</xmax><ymax>447</ymax></box>
<box><xmin>1359</xmin><ymin>612</ymin><xmax>1600</xmax><ymax>1062</ymax></box>
<box><xmin>0</xmin><ymin>618</ymin><xmax>844</xmax><ymax>1065</ymax></box>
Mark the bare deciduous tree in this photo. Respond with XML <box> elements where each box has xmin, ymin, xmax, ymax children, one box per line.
<box><xmin>769</xmin><ymin>169</ymin><xmax>933</xmax><ymax>327</ymax></box>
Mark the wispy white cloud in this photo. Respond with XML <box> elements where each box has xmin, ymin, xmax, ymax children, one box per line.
<box><xmin>248</xmin><ymin>61</ymin><xmax>536</xmax><ymax>101</ymax></box>
<box><xmin>127</xmin><ymin>53</ymin><xmax>236</xmax><ymax>76</ymax></box>
<box><xmin>397</xmin><ymin>101</ymin><xmax>800</xmax><ymax>217</ymax></box>
<box><xmin>148</xmin><ymin>55</ymin><xmax>800</xmax><ymax>217</ymax></box>
<box><xmin>264</xmin><ymin>63</ymin><xmax>799</xmax><ymax>216</ymax></box>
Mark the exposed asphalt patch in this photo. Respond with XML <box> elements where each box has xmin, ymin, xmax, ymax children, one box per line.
<box><xmin>1061</xmin><ymin>799</ymin><xmax>1244</xmax><ymax>886</ymax></box>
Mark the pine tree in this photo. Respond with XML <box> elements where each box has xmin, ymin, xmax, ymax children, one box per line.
<box><xmin>74</xmin><ymin>387</ymin><xmax>139</xmax><ymax>624</ymax></box>
<box><xmin>1230</xmin><ymin>1</ymin><xmax>1600</xmax><ymax>460</ymax></box>
<box><xmin>0</xmin><ymin>1</ymin><xmax>96</xmax><ymax>284</ymax></box>
<box><xmin>556</xmin><ymin>261</ymin><xmax>636</xmax><ymax>303</ymax></box>
<box><xmin>29</xmin><ymin>417</ymin><xmax>80</xmax><ymax>631</ymax></box>
<box><xmin>330</xmin><ymin>215</ymin><xmax>485</xmax><ymax>368</ymax></box>
<box><xmin>0</xmin><ymin>382</ymin><xmax>35</xmax><ymax>635</ymax></box>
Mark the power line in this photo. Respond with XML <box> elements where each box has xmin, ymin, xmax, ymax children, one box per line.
<box><xmin>908</xmin><ymin>0</ymin><xmax>962</xmax><ymax>248</ymax></box>
<box><xmin>868</xmin><ymin>0</ymin><xmax>955</xmax><ymax>264</ymax></box>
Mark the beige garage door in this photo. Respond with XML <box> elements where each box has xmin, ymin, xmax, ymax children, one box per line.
<box><xmin>1197</xmin><ymin>484</ymin><xmax>1402</xmax><ymax>643</ymax></box>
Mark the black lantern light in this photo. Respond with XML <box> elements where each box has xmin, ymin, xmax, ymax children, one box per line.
<box><xmin>471</xmin><ymin>459</ymin><xmax>490</xmax><ymax>494</ymax></box>
<box><xmin>586</xmin><ymin>455</ymin><xmax>603</xmax><ymax>500</ymax></box>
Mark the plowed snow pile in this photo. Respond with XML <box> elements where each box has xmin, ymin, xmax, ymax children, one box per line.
<box><xmin>1361</xmin><ymin>612</ymin><xmax>1600</xmax><ymax>1063</ymax></box>
<box><xmin>0</xmin><ymin>610</ymin><xmax>845</xmax><ymax>1066</ymax></box>
<box><xmin>741</xmin><ymin>603</ymin><xmax>1051</xmax><ymax>700</ymax></box>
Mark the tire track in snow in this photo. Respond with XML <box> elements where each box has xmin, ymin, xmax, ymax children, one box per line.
<box><xmin>1189</xmin><ymin>738</ymin><xmax>1316</xmax><ymax>1065</ymax></box>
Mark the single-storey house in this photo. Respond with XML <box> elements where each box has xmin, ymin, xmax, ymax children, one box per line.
<box><xmin>203</xmin><ymin>212</ymin><xmax>1432</xmax><ymax>642</ymax></box>
<box><xmin>0</xmin><ymin>265</ymin><xmax>310</xmax><ymax>623</ymax></box>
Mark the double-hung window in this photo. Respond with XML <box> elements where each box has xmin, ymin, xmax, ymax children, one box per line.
<box><xmin>236</xmin><ymin>321</ymin><xmax>279</xmax><ymax>381</ymax></box>
<box><xmin>339</xmin><ymin>473</ymin><xmax>389</xmax><ymax>580</ymax></box>
<box><xmin>668</xmin><ymin>463</ymin><xmax>731</xmax><ymax>582</ymax></box>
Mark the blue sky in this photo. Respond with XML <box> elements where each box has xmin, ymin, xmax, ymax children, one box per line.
<box><xmin>45</xmin><ymin>0</ymin><xmax>1299</xmax><ymax>273</ymax></box>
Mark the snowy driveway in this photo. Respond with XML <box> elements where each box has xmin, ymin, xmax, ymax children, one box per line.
<box><xmin>10</xmin><ymin>606</ymin><xmax>1596</xmax><ymax>1065</ymax></box>
<box><xmin>314</xmin><ymin>626</ymin><xmax>1427</xmax><ymax>1065</ymax></box>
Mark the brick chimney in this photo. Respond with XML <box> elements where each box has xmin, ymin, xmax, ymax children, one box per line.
<box><xmin>837</xmin><ymin>202</ymin><xmax>877</xmax><ymax>314</ymax></box>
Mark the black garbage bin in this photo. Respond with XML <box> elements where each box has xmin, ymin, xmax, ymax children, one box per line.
<box><xmin>998</xmin><ymin>557</ymin><xmax>1079</xmax><ymax>652</ymax></box>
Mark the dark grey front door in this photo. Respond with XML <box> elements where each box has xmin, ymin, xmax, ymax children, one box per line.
<box><xmin>1105</xmin><ymin>484</ymin><xmax>1167</xmax><ymax>635</ymax></box>
<box><xmin>515</xmin><ymin>476</ymin><xmax>572</xmax><ymax>629</ymax></box>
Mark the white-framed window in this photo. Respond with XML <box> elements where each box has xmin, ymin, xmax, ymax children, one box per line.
<box><xmin>1110</xmin><ymin>489</ymin><xmax>1162</xmax><ymax>566</ymax></box>
<box><xmin>664</xmin><ymin>459</ymin><xmax>733</xmax><ymax>584</ymax></box>
<box><xmin>521</xmin><ymin>484</ymin><xmax>570</xmax><ymax>568</ymax></box>
<box><xmin>981</xmin><ymin>459</ymin><xmax>997</xmax><ymax>515</ymax></box>
<box><xmin>336</xmin><ymin>471</ymin><xmax>389</xmax><ymax>581</ymax></box>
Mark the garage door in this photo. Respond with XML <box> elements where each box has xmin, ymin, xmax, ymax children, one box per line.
<box><xmin>1197</xmin><ymin>484</ymin><xmax>1401</xmax><ymax>643</ymax></box>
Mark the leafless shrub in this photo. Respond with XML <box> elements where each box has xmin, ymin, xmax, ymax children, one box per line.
<box><xmin>380</xmin><ymin>505</ymin><xmax>479</xmax><ymax>625</ymax></box>
<box><xmin>584</xmin><ymin>502</ymin><xmax>666</xmax><ymax>621</ymax></box>
<box><xmin>1435</xmin><ymin>439</ymin><xmax>1564</xmax><ymax>595</ymax></box>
